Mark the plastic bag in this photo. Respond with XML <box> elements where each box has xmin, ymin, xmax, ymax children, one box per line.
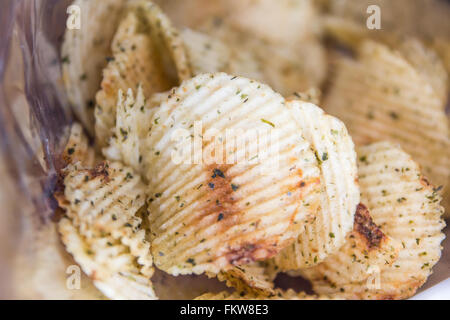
<box><xmin>0</xmin><ymin>0</ymin><xmax>79</xmax><ymax>299</ymax></box>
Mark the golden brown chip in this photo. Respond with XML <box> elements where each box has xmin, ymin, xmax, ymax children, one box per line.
<box><xmin>301</xmin><ymin>203</ymin><xmax>401</xmax><ymax>298</ymax></box>
<box><xmin>95</xmin><ymin>0</ymin><xmax>192</xmax><ymax>148</ymax></box>
<box><xmin>56</xmin><ymin>161</ymin><xmax>156</xmax><ymax>299</ymax></box>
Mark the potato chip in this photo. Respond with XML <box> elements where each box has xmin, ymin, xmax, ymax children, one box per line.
<box><xmin>209</xmin><ymin>262</ymin><xmax>275</xmax><ymax>295</ymax></box>
<box><xmin>304</xmin><ymin>142</ymin><xmax>446</xmax><ymax>299</ymax></box>
<box><xmin>62</xmin><ymin>122</ymin><xmax>97</xmax><ymax>167</ymax></box>
<box><xmin>62</xmin><ymin>0</ymin><xmax>126</xmax><ymax>135</ymax></box>
<box><xmin>145</xmin><ymin>73</ymin><xmax>322</xmax><ymax>275</ymax></box>
<box><xmin>194</xmin><ymin>289</ymin><xmax>337</xmax><ymax>300</ymax></box>
<box><xmin>59</xmin><ymin>218</ymin><xmax>156</xmax><ymax>300</ymax></box>
<box><xmin>57</xmin><ymin>161</ymin><xmax>156</xmax><ymax>299</ymax></box>
<box><xmin>273</xmin><ymin>101</ymin><xmax>359</xmax><ymax>269</ymax></box>
<box><xmin>101</xmin><ymin>86</ymin><xmax>166</xmax><ymax>177</ymax></box>
<box><xmin>301</xmin><ymin>203</ymin><xmax>401</xmax><ymax>298</ymax></box>
<box><xmin>95</xmin><ymin>0</ymin><xmax>192</xmax><ymax>148</ymax></box>
<box><xmin>323</xmin><ymin>40</ymin><xmax>450</xmax><ymax>217</ymax></box>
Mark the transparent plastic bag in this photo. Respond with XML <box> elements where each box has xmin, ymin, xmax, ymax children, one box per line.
<box><xmin>0</xmin><ymin>0</ymin><xmax>82</xmax><ymax>299</ymax></box>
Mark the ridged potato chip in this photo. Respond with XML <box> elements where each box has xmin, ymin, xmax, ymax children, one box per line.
<box><xmin>324</xmin><ymin>40</ymin><xmax>450</xmax><ymax>217</ymax></box>
<box><xmin>56</xmin><ymin>161</ymin><xmax>156</xmax><ymax>299</ymax></box>
<box><xmin>95</xmin><ymin>0</ymin><xmax>192</xmax><ymax>148</ymax></box>
<box><xmin>301</xmin><ymin>203</ymin><xmax>401</xmax><ymax>297</ymax></box>
<box><xmin>209</xmin><ymin>262</ymin><xmax>275</xmax><ymax>295</ymax></box>
<box><xmin>62</xmin><ymin>122</ymin><xmax>97</xmax><ymax>167</ymax></box>
<box><xmin>273</xmin><ymin>101</ymin><xmax>359</xmax><ymax>269</ymax></box>
<box><xmin>304</xmin><ymin>142</ymin><xmax>446</xmax><ymax>299</ymax></box>
<box><xmin>145</xmin><ymin>73</ymin><xmax>322</xmax><ymax>275</ymax></box>
<box><xmin>62</xmin><ymin>0</ymin><xmax>126</xmax><ymax>135</ymax></box>
<box><xmin>59</xmin><ymin>218</ymin><xmax>156</xmax><ymax>300</ymax></box>
<box><xmin>102</xmin><ymin>86</ymin><xmax>167</xmax><ymax>177</ymax></box>
<box><xmin>195</xmin><ymin>289</ymin><xmax>337</xmax><ymax>300</ymax></box>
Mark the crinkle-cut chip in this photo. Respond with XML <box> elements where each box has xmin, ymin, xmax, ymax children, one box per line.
<box><xmin>194</xmin><ymin>289</ymin><xmax>338</xmax><ymax>300</ymax></box>
<box><xmin>62</xmin><ymin>0</ymin><xmax>126</xmax><ymax>135</ymax></box>
<box><xmin>102</xmin><ymin>86</ymin><xmax>164</xmax><ymax>177</ymax></box>
<box><xmin>323</xmin><ymin>40</ymin><xmax>450</xmax><ymax>217</ymax></box>
<box><xmin>57</xmin><ymin>161</ymin><xmax>153</xmax><ymax>277</ymax></box>
<box><xmin>223</xmin><ymin>0</ymin><xmax>319</xmax><ymax>45</ymax></box>
<box><xmin>301</xmin><ymin>203</ymin><xmax>401</xmax><ymax>298</ymax></box>
<box><xmin>58</xmin><ymin>218</ymin><xmax>157</xmax><ymax>300</ymax></box>
<box><xmin>357</xmin><ymin>142</ymin><xmax>445</xmax><ymax>299</ymax></box>
<box><xmin>180</xmin><ymin>28</ymin><xmax>264</xmax><ymax>82</ymax></box>
<box><xmin>146</xmin><ymin>73</ymin><xmax>322</xmax><ymax>275</ymax></box>
<box><xmin>305</xmin><ymin>142</ymin><xmax>446</xmax><ymax>299</ymax></box>
<box><xmin>273</xmin><ymin>101</ymin><xmax>359</xmax><ymax>269</ymax></box>
<box><xmin>208</xmin><ymin>262</ymin><xmax>275</xmax><ymax>295</ymax></box>
<box><xmin>95</xmin><ymin>0</ymin><xmax>192</xmax><ymax>148</ymax></box>
<box><xmin>62</xmin><ymin>122</ymin><xmax>97</xmax><ymax>167</ymax></box>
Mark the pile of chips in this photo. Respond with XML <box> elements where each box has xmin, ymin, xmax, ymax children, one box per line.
<box><xmin>58</xmin><ymin>0</ymin><xmax>448</xmax><ymax>299</ymax></box>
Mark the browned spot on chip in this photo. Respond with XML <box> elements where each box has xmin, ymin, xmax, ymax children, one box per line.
<box><xmin>200</xmin><ymin>164</ymin><xmax>241</xmax><ymax>227</ymax></box>
<box><xmin>88</xmin><ymin>162</ymin><xmax>111</xmax><ymax>182</ymax></box>
<box><xmin>353</xmin><ymin>203</ymin><xmax>386</xmax><ymax>250</ymax></box>
<box><xmin>225</xmin><ymin>242</ymin><xmax>279</xmax><ymax>266</ymax></box>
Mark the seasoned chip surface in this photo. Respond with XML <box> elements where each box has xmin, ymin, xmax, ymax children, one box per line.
<box><xmin>95</xmin><ymin>0</ymin><xmax>192</xmax><ymax>148</ymax></box>
<box><xmin>57</xmin><ymin>161</ymin><xmax>156</xmax><ymax>299</ymax></box>
<box><xmin>145</xmin><ymin>73</ymin><xmax>322</xmax><ymax>275</ymax></box>
<box><xmin>273</xmin><ymin>101</ymin><xmax>359</xmax><ymax>269</ymax></box>
<box><xmin>324</xmin><ymin>40</ymin><xmax>450</xmax><ymax>216</ymax></box>
<box><xmin>303</xmin><ymin>142</ymin><xmax>445</xmax><ymax>299</ymax></box>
